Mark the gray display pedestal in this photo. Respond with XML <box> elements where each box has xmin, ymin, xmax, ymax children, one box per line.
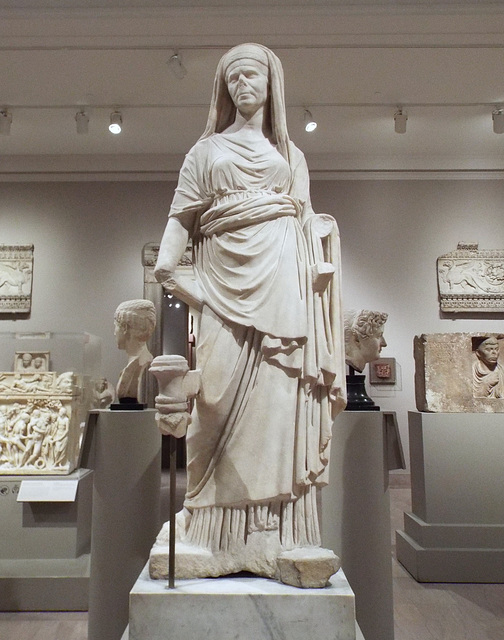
<box><xmin>397</xmin><ymin>411</ymin><xmax>504</xmax><ymax>582</ymax></box>
<box><xmin>0</xmin><ymin>468</ymin><xmax>93</xmax><ymax>611</ymax></box>
<box><xmin>81</xmin><ymin>409</ymin><xmax>161</xmax><ymax>640</ymax></box>
<box><xmin>322</xmin><ymin>411</ymin><xmax>404</xmax><ymax>640</ymax></box>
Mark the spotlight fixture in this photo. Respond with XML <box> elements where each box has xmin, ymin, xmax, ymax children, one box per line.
<box><xmin>492</xmin><ymin>108</ymin><xmax>504</xmax><ymax>134</ymax></box>
<box><xmin>75</xmin><ymin>110</ymin><xmax>89</xmax><ymax>134</ymax></box>
<box><xmin>394</xmin><ymin>108</ymin><xmax>408</xmax><ymax>134</ymax></box>
<box><xmin>303</xmin><ymin>109</ymin><xmax>317</xmax><ymax>132</ymax></box>
<box><xmin>0</xmin><ymin>109</ymin><xmax>12</xmax><ymax>135</ymax></box>
<box><xmin>109</xmin><ymin>111</ymin><xmax>122</xmax><ymax>134</ymax></box>
<box><xmin>168</xmin><ymin>52</ymin><xmax>187</xmax><ymax>80</ymax></box>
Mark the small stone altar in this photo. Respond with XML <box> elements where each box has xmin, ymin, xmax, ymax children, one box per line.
<box><xmin>414</xmin><ymin>332</ymin><xmax>504</xmax><ymax>412</ymax></box>
<box><xmin>0</xmin><ymin>371</ymin><xmax>81</xmax><ymax>474</ymax></box>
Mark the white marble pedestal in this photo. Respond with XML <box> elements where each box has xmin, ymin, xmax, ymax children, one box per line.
<box><xmin>126</xmin><ymin>565</ymin><xmax>357</xmax><ymax>640</ymax></box>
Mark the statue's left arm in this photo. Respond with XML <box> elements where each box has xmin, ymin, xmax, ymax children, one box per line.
<box><xmin>290</xmin><ymin>145</ymin><xmax>347</xmax><ymax>417</ymax></box>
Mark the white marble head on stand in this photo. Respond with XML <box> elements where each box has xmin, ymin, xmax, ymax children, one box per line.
<box><xmin>344</xmin><ymin>309</ymin><xmax>388</xmax><ymax>373</ymax></box>
<box><xmin>114</xmin><ymin>299</ymin><xmax>156</xmax><ymax>403</ymax></box>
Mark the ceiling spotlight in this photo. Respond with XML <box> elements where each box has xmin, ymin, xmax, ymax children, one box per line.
<box><xmin>75</xmin><ymin>111</ymin><xmax>89</xmax><ymax>134</ymax></box>
<box><xmin>168</xmin><ymin>52</ymin><xmax>187</xmax><ymax>80</ymax></box>
<box><xmin>394</xmin><ymin>109</ymin><xmax>408</xmax><ymax>134</ymax></box>
<box><xmin>304</xmin><ymin>109</ymin><xmax>317</xmax><ymax>132</ymax></box>
<box><xmin>492</xmin><ymin>108</ymin><xmax>504</xmax><ymax>134</ymax></box>
<box><xmin>0</xmin><ymin>110</ymin><xmax>12</xmax><ymax>135</ymax></box>
<box><xmin>109</xmin><ymin>111</ymin><xmax>122</xmax><ymax>134</ymax></box>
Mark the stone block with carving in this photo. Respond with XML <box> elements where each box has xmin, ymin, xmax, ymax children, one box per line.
<box><xmin>0</xmin><ymin>371</ymin><xmax>82</xmax><ymax>474</ymax></box>
<box><xmin>414</xmin><ymin>333</ymin><xmax>504</xmax><ymax>412</ymax></box>
<box><xmin>437</xmin><ymin>243</ymin><xmax>504</xmax><ymax>312</ymax></box>
<box><xmin>0</xmin><ymin>245</ymin><xmax>34</xmax><ymax>313</ymax></box>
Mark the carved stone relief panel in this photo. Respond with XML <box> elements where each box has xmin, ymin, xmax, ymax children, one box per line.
<box><xmin>0</xmin><ymin>371</ymin><xmax>81</xmax><ymax>475</ymax></box>
<box><xmin>14</xmin><ymin>351</ymin><xmax>50</xmax><ymax>372</ymax></box>
<box><xmin>0</xmin><ymin>245</ymin><xmax>34</xmax><ymax>314</ymax></box>
<box><xmin>414</xmin><ymin>333</ymin><xmax>504</xmax><ymax>412</ymax></box>
<box><xmin>437</xmin><ymin>243</ymin><xmax>504</xmax><ymax>313</ymax></box>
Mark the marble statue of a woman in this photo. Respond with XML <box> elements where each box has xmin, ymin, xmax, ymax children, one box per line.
<box><xmin>152</xmin><ymin>43</ymin><xmax>346</xmax><ymax>586</ymax></box>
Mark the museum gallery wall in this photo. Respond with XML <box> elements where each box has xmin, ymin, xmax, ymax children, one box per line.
<box><xmin>2</xmin><ymin>177</ymin><xmax>504</xmax><ymax>465</ymax></box>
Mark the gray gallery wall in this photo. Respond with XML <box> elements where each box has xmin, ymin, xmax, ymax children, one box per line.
<box><xmin>2</xmin><ymin>178</ymin><xmax>504</xmax><ymax>468</ymax></box>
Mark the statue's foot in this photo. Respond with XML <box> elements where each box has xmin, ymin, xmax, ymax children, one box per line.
<box><xmin>276</xmin><ymin>547</ymin><xmax>341</xmax><ymax>588</ymax></box>
<box><xmin>154</xmin><ymin>508</ymin><xmax>192</xmax><ymax>546</ymax></box>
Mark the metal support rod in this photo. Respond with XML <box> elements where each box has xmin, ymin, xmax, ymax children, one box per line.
<box><xmin>168</xmin><ymin>435</ymin><xmax>177</xmax><ymax>589</ymax></box>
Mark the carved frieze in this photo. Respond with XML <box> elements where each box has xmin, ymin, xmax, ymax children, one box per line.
<box><xmin>437</xmin><ymin>243</ymin><xmax>504</xmax><ymax>313</ymax></box>
<box><xmin>0</xmin><ymin>371</ymin><xmax>81</xmax><ymax>475</ymax></box>
<box><xmin>0</xmin><ymin>244</ymin><xmax>34</xmax><ymax>314</ymax></box>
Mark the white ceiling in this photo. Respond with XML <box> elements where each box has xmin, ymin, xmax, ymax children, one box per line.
<box><xmin>1</xmin><ymin>1</ymin><xmax>504</xmax><ymax>179</ymax></box>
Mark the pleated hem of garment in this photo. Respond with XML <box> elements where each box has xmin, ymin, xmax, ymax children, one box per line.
<box><xmin>184</xmin><ymin>485</ymin><xmax>321</xmax><ymax>554</ymax></box>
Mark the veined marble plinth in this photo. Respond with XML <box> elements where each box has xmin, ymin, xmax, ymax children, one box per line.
<box><xmin>128</xmin><ymin>565</ymin><xmax>356</xmax><ymax>640</ymax></box>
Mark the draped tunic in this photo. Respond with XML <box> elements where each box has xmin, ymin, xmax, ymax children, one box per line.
<box><xmin>167</xmin><ymin>132</ymin><xmax>345</xmax><ymax>541</ymax></box>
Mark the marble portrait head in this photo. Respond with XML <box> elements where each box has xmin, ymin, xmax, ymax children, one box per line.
<box><xmin>475</xmin><ymin>336</ymin><xmax>500</xmax><ymax>368</ymax></box>
<box><xmin>344</xmin><ymin>309</ymin><xmax>388</xmax><ymax>373</ymax></box>
<box><xmin>114</xmin><ymin>299</ymin><xmax>156</xmax><ymax>353</ymax></box>
<box><xmin>114</xmin><ymin>299</ymin><xmax>156</xmax><ymax>403</ymax></box>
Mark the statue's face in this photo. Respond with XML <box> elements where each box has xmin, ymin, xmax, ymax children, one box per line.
<box><xmin>114</xmin><ymin>320</ymin><xmax>128</xmax><ymax>350</ymax></box>
<box><xmin>477</xmin><ymin>338</ymin><xmax>500</xmax><ymax>366</ymax></box>
<box><xmin>21</xmin><ymin>353</ymin><xmax>32</xmax><ymax>368</ymax></box>
<box><xmin>225</xmin><ymin>59</ymin><xmax>269</xmax><ymax>117</ymax></box>
<box><xmin>359</xmin><ymin>328</ymin><xmax>387</xmax><ymax>365</ymax></box>
<box><xmin>59</xmin><ymin>375</ymin><xmax>73</xmax><ymax>392</ymax></box>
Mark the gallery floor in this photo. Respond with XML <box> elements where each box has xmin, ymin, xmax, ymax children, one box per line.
<box><xmin>1</xmin><ymin>475</ymin><xmax>504</xmax><ymax>640</ymax></box>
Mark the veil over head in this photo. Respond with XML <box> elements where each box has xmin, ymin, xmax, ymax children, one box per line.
<box><xmin>199</xmin><ymin>43</ymin><xmax>291</xmax><ymax>165</ymax></box>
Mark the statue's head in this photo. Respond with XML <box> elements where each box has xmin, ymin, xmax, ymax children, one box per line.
<box><xmin>56</xmin><ymin>372</ymin><xmax>75</xmax><ymax>393</ymax></box>
<box><xmin>114</xmin><ymin>299</ymin><xmax>156</xmax><ymax>349</ymax></box>
<box><xmin>201</xmin><ymin>43</ymin><xmax>290</xmax><ymax>163</ymax></box>
<box><xmin>21</xmin><ymin>353</ymin><xmax>32</xmax><ymax>368</ymax></box>
<box><xmin>474</xmin><ymin>336</ymin><xmax>500</xmax><ymax>368</ymax></box>
<box><xmin>344</xmin><ymin>309</ymin><xmax>388</xmax><ymax>372</ymax></box>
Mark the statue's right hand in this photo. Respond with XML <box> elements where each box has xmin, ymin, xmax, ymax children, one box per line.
<box><xmin>157</xmin><ymin>411</ymin><xmax>190</xmax><ymax>439</ymax></box>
